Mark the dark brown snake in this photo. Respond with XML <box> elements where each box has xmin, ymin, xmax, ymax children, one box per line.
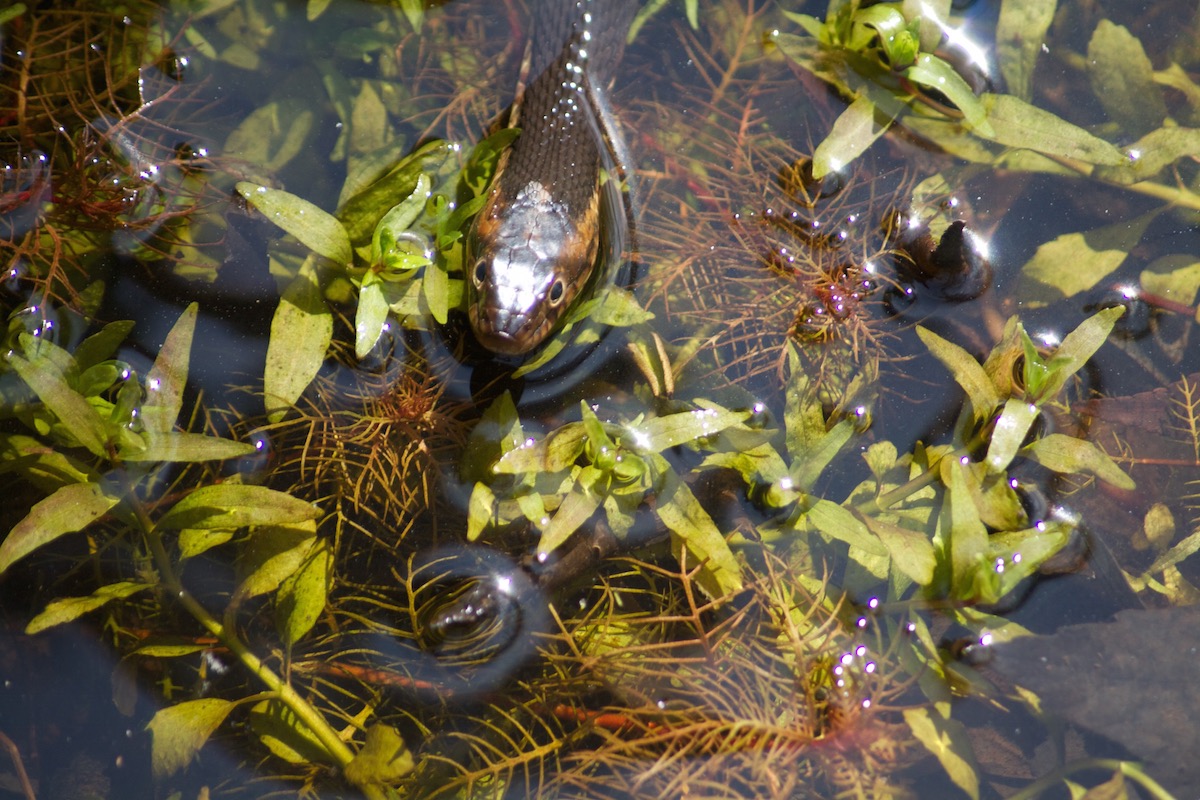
<box><xmin>465</xmin><ymin>0</ymin><xmax>638</xmax><ymax>355</ymax></box>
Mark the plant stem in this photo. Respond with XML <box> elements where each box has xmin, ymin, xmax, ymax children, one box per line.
<box><xmin>1006</xmin><ymin>759</ymin><xmax>1177</xmax><ymax>800</ymax></box>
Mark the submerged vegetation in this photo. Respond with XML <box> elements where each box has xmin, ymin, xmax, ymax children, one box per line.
<box><xmin>2</xmin><ymin>1</ymin><xmax>1200</xmax><ymax>799</ymax></box>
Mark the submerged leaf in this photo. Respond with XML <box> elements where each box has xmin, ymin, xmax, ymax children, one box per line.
<box><xmin>904</xmin><ymin>703</ymin><xmax>980</xmax><ymax>800</ymax></box>
<box><xmin>142</xmin><ymin>303</ymin><xmax>197</xmax><ymax>433</ymax></box>
<box><xmin>995</xmin><ymin>0</ymin><xmax>1056</xmax><ymax>101</ymax></box>
<box><xmin>343</xmin><ymin>724</ymin><xmax>414</xmax><ymax>786</ymax></box>
<box><xmin>26</xmin><ymin>581</ymin><xmax>149</xmax><ymax>635</ymax></box>
<box><xmin>156</xmin><ymin>485</ymin><xmax>319</xmax><ymax>531</ymax></box>
<box><xmin>0</xmin><ymin>482</ymin><xmax>120</xmax><ymax>577</ymax></box>
<box><xmin>237</xmin><ymin>183</ymin><xmax>352</xmax><ymax>267</ymax></box>
<box><xmin>147</xmin><ymin>698</ymin><xmax>238</xmax><ymax>778</ymax></box>
<box><xmin>266</xmin><ymin>256</ymin><xmax>332</xmax><ymax>422</ymax></box>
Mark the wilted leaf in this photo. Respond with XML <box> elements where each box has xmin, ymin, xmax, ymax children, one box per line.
<box><xmin>147</xmin><ymin>698</ymin><xmax>237</xmax><ymax>778</ymax></box>
<box><xmin>156</xmin><ymin>485</ymin><xmax>319</xmax><ymax>531</ymax></box>
<box><xmin>25</xmin><ymin>581</ymin><xmax>149</xmax><ymax>635</ymax></box>
<box><xmin>0</xmin><ymin>482</ymin><xmax>120</xmax><ymax>577</ymax></box>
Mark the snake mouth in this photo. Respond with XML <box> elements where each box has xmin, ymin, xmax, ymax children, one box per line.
<box><xmin>468</xmin><ymin>303</ymin><xmax>551</xmax><ymax>356</ymax></box>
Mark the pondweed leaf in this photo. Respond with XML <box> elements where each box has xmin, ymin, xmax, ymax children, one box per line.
<box><xmin>238</xmin><ymin>183</ymin><xmax>351</xmax><ymax>267</ymax></box>
<box><xmin>276</xmin><ymin>536</ymin><xmax>332</xmax><ymax>645</ymax></box>
<box><xmin>984</xmin><ymin>398</ymin><xmax>1039</xmax><ymax>474</ymax></box>
<box><xmin>995</xmin><ymin>0</ymin><xmax>1056</xmax><ymax>101</ymax></box>
<box><xmin>1026</xmin><ymin>433</ymin><xmax>1134</xmax><ymax>490</ymax></box>
<box><xmin>1087</xmin><ymin>20</ymin><xmax>1166</xmax><ymax>138</ymax></box>
<box><xmin>0</xmin><ymin>481</ymin><xmax>121</xmax><ymax>577</ymax></box>
<box><xmin>233</xmin><ymin>520</ymin><xmax>319</xmax><ymax>602</ymax></box>
<box><xmin>9</xmin><ymin>351</ymin><xmax>109</xmax><ymax>457</ymax></box>
<box><xmin>141</xmin><ymin>303</ymin><xmax>197</xmax><ymax>434</ymax></box>
<box><xmin>266</xmin><ymin>255</ymin><xmax>332</xmax><ymax>422</ymax></box>
<box><xmin>121</xmin><ymin>432</ymin><xmax>257</xmax><ymax>463</ymax></box>
<box><xmin>147</xmin><ymin>698</ymin><xmax>238</xmax><ymax>778</ymax></box>
<box><xmin>156</xmin><ymin>485</ymin><xmax>319</xmax><ymax>531</ymax></box>
<box><xmin>655</xmin><ymin>467</ymin><xmax>743</xmax><ymax>598</ymax></box>
<box><xmin>343</xmin><ymin>724</ymin><xmax>414</xmax><ymax>786</ymax></box>
<box><xmin>249</xmin><ymin>698</ymin><xmax>331</xmax><ymax>765</ymax></box>
<box><xmin>904</xmin><ymin>703</ymin><xmax>980</xmax><ymax>800</ymax></box>
<box><xmin>371</xmin><ymin>172</ymin><xmax>431</xmax><ymax>262</ymax></box>
<box><xmin>354</xmin><ymin>271</ymin><xmax>389</xmax><ymax>359</ymax></box>
<box><xmin>338</xmin><ymin>139</ymin><xmax>456</xmax><ymax>246</ymax></box>
<box><xmin>917</xmin><ymin>327</ymin><xmax>1001</xmax><ymax>421</ymax></box>
<box><xmin>72</xmin><ymin>319</ymin><xmax>135</xmax><ymax>372</ymax></box>
<box><xmin>25</xmin><ymin>580</ymin><xmax>150</xmax><ymax>635</ymax></box>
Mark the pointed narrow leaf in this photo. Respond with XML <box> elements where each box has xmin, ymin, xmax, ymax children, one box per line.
<box><xmin>982</xmin><ymin>94</ymin><xmax>1126</xmax><ymax>166</ymax></box>
<box><xmin>266</xmin><ymin>256</ymin><xmax>332</xmax><ymax>422</ymax></box>
<box><xmin>537</xmin><ymin>472</ymin><xmax>603</xmax><ymax>555</ymax></box>
<box><xmin>235</xmin><ymin>521</ymin><xmax>318</xmax><ymax>601</ymax></box>
<box><xmin>904</xmin><ymin>704</ymin><xmax>980</xmax><ymax>800</ymax></box>
<box><xmin>1019</xmin><ymin>214</ymin><xmax>1156</xmax><ymax>303</ymax></box>
<box><xmin>276</xmin><ymin>537</ymin><xmax>332</xmax><ymax>645</ymax></box>
<box><xmin>656</xmin><ymin>469</ymin><xmax>743</xmax><ymax>598</ymax></box>
<box><xmin>0</xmin><ymin>482</ymin><xmax>120</xmax><ymax>577</ymax></box>
<box><xmin>148</xmin><ymin>698</ymin><xmax>238</xmax><ymax>778</ymax></box>
<box><xmin>26</xmin><ymin>581</ymin><xmax>149</xmax><ymax>634</ymax></box>
<box><xmin>917</xmin><ymin>327</ymin><xmax>1001</xmax><ymax>419</ymax></box>
<box><xmin>355</xmin><ymin>274</ymin><xmax>389</xmax><ymax>358</ymax></box>
<box><xmin>813</xmin><ymin>95</ymin><xmax>893</xmax><ymax>178</ymax></box>
<box><xmin>73</xmin><ymin>320</ymin><xmax>135</xmax><ymax>371</ymax></box>
<box><xmin>863</xmin><ymin>515</ymin><xmax>936</xmax><ymax>585</ymax></box>
<box><xmin>156</xmin><ymin>485</ymin><xmax>319</xmax><ymax>531</ymax></box>
<box><xmin>122</xmin><ymin>432</ymin><xmax>257</xmax><ymax>463</ymax></box>
<box><xmin>984</xmin><ymin>398</ymin><xmax>1039</xmax><ymax>473</ymax></box>
<box><xmin>1036</xmin><ymin>306</ymin><xmax>1124</xmax><ymax>400</ymax></box>
<box><xmin>238</xmin><ymin>183</ymin><xmax>352</xmax><ymax>266</ymax></box>
<box><xmin>143</xmin><ymin>303</ymin><xmax>197</xmax><ymax>433</ymax></box>
<box><xmin>635</xmin><ymin>406</ymin><xmax>750</xmax><ymax>453</ymax></box>
<box><xmin>807</xmin><ymin>499</ymin><xmax>887</xmax><ymax>555</ymax></box>
<box><xmin>10</xmin><ymin>354</ymin><xmax>109</xmax><ymax>457</ymax></box>
<box><xmin>1026</xmin><ymin>433</ymin><xmax>1134</xmax><ymax>489</ymax></box>
<box><xmin>995</xmin><ymin>0</ymin><xmax>1056</xmax><ymax>101</ymax></box>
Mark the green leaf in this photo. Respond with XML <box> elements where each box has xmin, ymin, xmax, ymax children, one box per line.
<box><xmin>73</xmin><ymin>320</ymin><xmax>135</xmax><ymax>372</ymax></box>
<box><xmin>1017</xmin><ymin>213</ymin><xmax>1156</xmax><ymax>303</ymax></box>
<box><xmin>343</xmin><ymin>724</ymin><xmax>414</xmax><ymax>786</ymax></box>
<box><xmin>237</xmin><ymin>183</ymin><xmax>352</xmax><ymax>266</ymax></box>
<box><xmin>26</xmin><ymin>581</ymin><xmax>149</xmax><ymax>635</ymax></box>
<box><xmin>1100</xmin><ymin>127</ymin><xmax>1200</xmax><ymax>184</ymax></box>
<box><xmin>248</xmin><ymin>698</ymin><xmax>330</xmax><ymax>765</ymax></box>
<box><xmin>793</xmin><ymin>419</ymin><xmax>855</xmax><ymax>489</ymax></box>
<box><xmin>1087</xmin><ymin>20</ymin><xmax>1166</xmax><ymax>138</ymax></box>
<box><xmin>863</xmin><ymin>516</ymin><xmax>936</xmax><ymax>586</ymax></box>
<box><xmin>234</xmin><ymin>521</ymin><xmax>318</xmax><ymax>602</ymax></box>
<box><xmin>807</xmin><ymin>499</ymin><xmax>887</xmax><ymax>555</ymax></box>
<box><xmin>179</xmin><ymin>528</ymin><xmax>234</xmax><ymax>560</ymax></box>
<box><xmin>984</xmin><ymin>398</ymin><xmax>1039</xmax><ymax>473</ymax></box>
<box><xmin>943</xmin><ymin>457</ymin><xmax>989</xmax><ymax>598</ymax></box>
<box><xmin>904</xmin><ymin>703</ymin><xmax>980</xmax><ymax>800</ymax></box>
<box><xmin>422</xmin><ymin>259</ymin><xmax>450</xmax><ymax>325</ymax></box>
<box><xmin>142</xmin><ymin>303</ymin><xmax>197</xmax><ymax>434</ymax></box>
<box><xmin>1034</xmin><ymin>305</ymin><xmax>1125</xmax><ymax>401</ymax></box>
<box><xmin>995</xmin><ymin>0</ymin><xmax>1056</xmax><ymax>101</ymax></box>
<box><xmin>537</xmin><ymin>470</ymin><xmax>603</xmax><ymax>555</ymax></box>
<box><xmin>147</xmin><ymin>698</ymin><xmax>238</xmax><ymax>778</ymax></box>
<box><xmin>1026</xmin><ymin>434</ymin><xmax>1134</xmax><ymax>490</ymax></box>
<box><xmin>9</xmin><ymin>353</ymin><xmax>109</xmax><ymax>457</ymax></box>
<box><xmin>225</xmin><ymin>101</ymin><xmax>313</xmax><ymax>173</ymax></box>
<box><xmin>981</xmin><ymin>94</ymin><xmax>1126</xmax><ymax>166</ymax></box>
<box><xmin>276</xmin><ymin>537</ymin><xmax>332</xmax><ymax>645</ymax></box>
<box><xmin>156</xmin><ymin>485</ymin><xmax>319</xmax><ymax>531</ymax></box>
<box><xmin>0</xmin><ymin>433</ymin><xmax>97</xmax><ymax>493</ymax></box>
<box><xmin>917</xmin><ymin>327</ymin><xmax>1001</xmax><ymax>420</ymax></box>
<box><xmin>589</xmin><ymin>286</ymin><xmax>653</xmax><ymax>326</ymax></box>
<box><xmin>812</xmin><ymin>95</ymin><xmax>894</xmax><ymax>178</ymax></box>
<box><xmin>656</xmin><ymin>469</ymin><xmax>743</xmax><ymax>598</ymax></box>
<box><xmin>906</xmin><ymin>54</ymin><xmax>993</xmax><ymax>135</ymax></box>
<box><xmin>355</xmin><ymin>272</ymin><xmax>389</xmax><ymax>359</ymax></box>
<box><xmin>122</xmin><ymin>432</ymin><xmax>256</xmax><ymax>463</ymax></box>
<box><xmin>371</xmin><ymin>173</ymin><xmax>431</xmax><ymax>260</ymax></box>
<box><xmin>338</xmin><ymin>139</ymin><xmax>456</xmax><ymax>246</ymax></box>
<box><xmin>634</xmin><ymin>405</ymin><xmax>750</xmax><ymax>453</ymax></box>
<box><xmin>0</xmin><ymin>482</ymin><xmax>120</xmax><ymax>577</ymax></box>
<box><xmin>265</xmin><ymin>256</ymin><xmax>332</xmax><ymax>422</ymax></box>
<box><xmin>467</xmin><ymin>482</ymin><xmax>496</xmax><ymax>541</ymax></box>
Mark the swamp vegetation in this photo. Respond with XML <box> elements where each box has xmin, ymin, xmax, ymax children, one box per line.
<box><xmin>2</xmin><ymin>0</ymin><xmax>1200</xmax><ymax>798</ymax></box>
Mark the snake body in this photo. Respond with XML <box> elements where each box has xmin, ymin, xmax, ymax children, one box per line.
<box><xmin>466</xmin><ymin>0</ymin><xmax>637</xmax><ymax>355</ymax></box>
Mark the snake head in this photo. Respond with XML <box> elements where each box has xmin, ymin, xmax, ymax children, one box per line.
<box><xmin>467</xmin><ymin>179</ymin><xmax>598</xmax><ymax>355</ymax></box>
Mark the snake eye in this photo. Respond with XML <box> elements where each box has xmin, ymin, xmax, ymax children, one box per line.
<box><xmin>472</xmin><ymin>260</ymin><xmax>487</xmax><ymax>287</ymax></box>
<box><xmin>548</xmin><ymin>279</ymin><xmax>565</xmax><ymax>305</ymax></box>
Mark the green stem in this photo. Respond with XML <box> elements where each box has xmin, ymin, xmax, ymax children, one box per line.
<box><xmin>131</xmin><ymin>497</ymin><xmax>387</xmax><ymax>798</ymax></box>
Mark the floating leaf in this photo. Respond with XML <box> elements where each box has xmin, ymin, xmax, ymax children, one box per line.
<box><xmin>634</xmin><ymin>405</ymin><xmax>750</xmax><ymax>453</ymax></box>
<box><xmin>1035</xmin><ymin>305</ymin><xmax>1125</xmax><ymax>401</ymax></box>
<box><xmin>1017</xmin><ymin>213</ymin><xmax>1156</xmax><ymax>304</ymax></box>
<box><xmin>265</xmin><ymin>256</ymin><xmax>332</xmax><ymax>422</ymax></box>
<box><xmin>147</xmin><ymin>698</ymin><xmax>238</xmax><ymax>778</ymax></box>
<box><xmin>238</xmin><ymin>182</ymin><xmax>352</xmax><ymax>267</ymax></box>
<box><xmin>156</xmin><ymin>485</ymin><xmax>319</xmax><ymax>531</ymax></box>
<box><xmin>25</xmin><ymin>581</ymin><xmax>149</xmax><ymax>635</ymax></box>
<box><xmin>355</xmin><ymin>272</ymin><xmax>389</xmax><ymax>359</ymax></box>
<box><xmin>467</xmin><ymin>482</ymin><xmax>496</xmax><ymax>542</ymax></box>
<box><xmin>984</xmin><ymin>398</ymin><xmax>1039</xmax><ymax>473</ymax></box>
<box><xmin>905</xmin><ymin>54</ymin><xmax>993</xmax><ymax>135</ymax></box>
<box><xmin>0</xmin><ymin>482</ymin><xmax>120</xmax><ymax>577</ymax></box>
<box><xmin>917</xmin><ymin>327</ymin><xmax>1001</xmax><ymax>420</ymax></box>
<box><xmin>537</xmin><ymin>470</ymin><xmax>603</xmax><ymax>555</ymax></box>
<box><xmin>812</xmin><ymin>95</ymin><xmax>894</xmax><ymax>178</ymax></box>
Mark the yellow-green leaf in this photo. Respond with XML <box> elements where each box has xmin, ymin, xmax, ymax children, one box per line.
<box><xmin>0</xmin><ymin>482</ymin><xmax>120</xmax><ymax>577</ymax></box>
<box><xmin>147</xmin><ymin>698</ymin><xmax>237</xmax><ymax>778</ymax></box>
<box><xmin>26</xmin><ymin>581</ymin><xmax>149</xmax><ymax>635</ymax></box>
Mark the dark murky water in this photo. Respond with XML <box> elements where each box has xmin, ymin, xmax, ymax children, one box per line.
<box><xmin>2</xmin><ymin>0</ymin><xmax>1200</xmax><ymax>797</ymax></box>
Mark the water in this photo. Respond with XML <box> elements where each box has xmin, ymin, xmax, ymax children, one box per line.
<box><xmin>2</xmin><ymin>0</ymin><xmax>1199</xmax><ymax>797</ymax></box>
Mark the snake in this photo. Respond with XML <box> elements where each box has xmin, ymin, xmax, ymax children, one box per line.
<box><xmin>465</xmin><ymin>0</ymin><xmax>638</xmax><ymax>355</ymax></box>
